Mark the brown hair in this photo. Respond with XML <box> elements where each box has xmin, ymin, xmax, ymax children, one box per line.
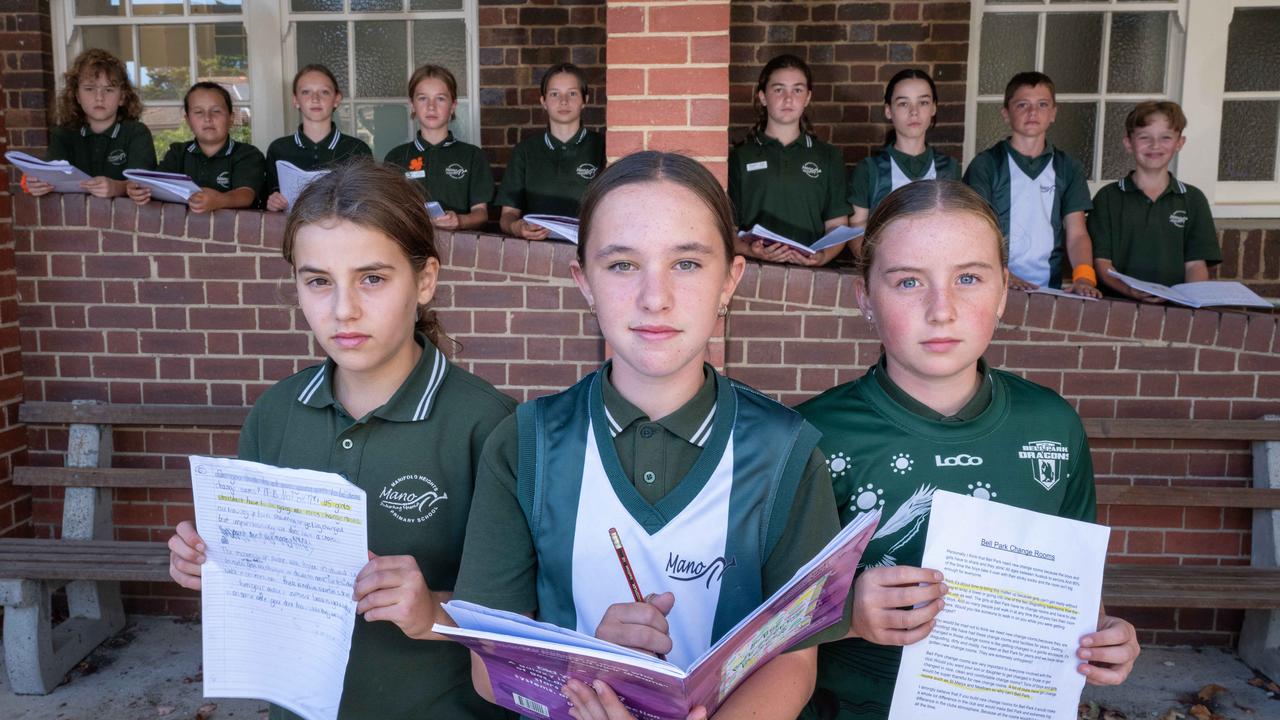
<box><xmin>576</xmin><ymin>151</ymin><xmax>735</xmax><ymax>265</ymax></box>
<box><xmin>1125</xmin><ymin>100</ymin><xmax>1187</xmax><ymax>136</ymax></box>
<box><xmin>293</xmin><ymin>63</ymin><xmax>342</xmax><ymax>96</ymax></box>
<box><xmin>540</xmin><ymin>62</ymin><xmax>589</xmax><ymax>100</ymax></box>
<box><xmin>1003</xmin><ymin>71</ymin><xmax>1056</xmax><ymax>108</ymax></box>
<box><xmin>882</xmin><ymin>68</ymin><xmax>939</xmax><ymax>146</ymax></box>
<box><xmin>282</xmin><ymin>156</ymin><xmax>452</xmax><ymax>352</ymax></box>
<box><xmin>859</xmin><ymin>179</ymin><xmax>1008</xmax><ymax>279</ymax></box>
<box><xmin>746</xmin><ymin>54</ymin><xmax>815</xmax><ymax>142</ymax></box>
<box><xmin>57</xmin><ymin>48</ymin><xmax>143</xmax><ymax>129</ymax></box>
<box><xmin>183</xmin><ymin>81</ymin><xmax>233</xmax><ymax>115</ymax></box>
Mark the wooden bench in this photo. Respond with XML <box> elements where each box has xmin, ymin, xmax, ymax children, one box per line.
<box><xmin>1087</xmin><ymin>416</ymin><xmax>1280</xmax><ymax>678</ymax></box>
<box><xmin>0</xmin><ymin>401</ymin><xmax>247</xmax><ymax>694</ymax></box>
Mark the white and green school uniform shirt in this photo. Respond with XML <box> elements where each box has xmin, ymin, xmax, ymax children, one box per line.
<box><xmin>796</xmin><ymin>358</ymin><xmax>1096</xmax><ymax>720</ymax></box>
<box><xmin>964</xmin><ymin>139</ymin><xmax>1092</xmax><ymax>288</ymax></box>
<box><xmin>847</xmin><ymin>146</ymin><xmax>960</xmax><ymax>215</ymax></box>
<box><xmin>239</xmin><ymin>334</ymin><xmax>516</xmax><ymax>720</ymax></box>
<box><xmin>455</xmin><ymin>363</ymin><xmax>844</xmax><ymax>670</ymax></box>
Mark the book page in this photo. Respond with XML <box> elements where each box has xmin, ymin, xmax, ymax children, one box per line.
<box><xmin>889</xmin><ymin>491</ymin><xmax>1108</xmax><ymax>720</ymax></box>
<box><xmin>1025</xmin><ymin>286</ymin><xmax>1099</xmax><ymax>302</ymax></box>
<box><xmin>276</xmin><ymin>160</ymin><xmax>329</xmax><ymax>209</ymax></box>
<box><xmin>5</xmin><ymin>150</ymin><xmax>92</xmax><ymax>193</ymax></box>
<box><xmin>524</xmin><ymin>214</ymin><xmax>579</xmax><ymax>244</ymax></box>
<box><xmin>123</xmin><ymin>169</ymin><xmax>203</xmax><ymax>204</ymax></box>
<box><xmin>190</xmin><ymin>455</ymin><xmax>368</xmax><ymax>720</ymax></box>
<box><xmin>1172</xmin><ymin>281</ymin><xmax>1274</xmax><ymax>309</ymax></box>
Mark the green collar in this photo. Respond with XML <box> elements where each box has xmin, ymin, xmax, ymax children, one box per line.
<box><xmin>888</xmin><ymin>145</ymin><xmax>935</xmax><ymax>177</ymax></box>
<box><xmin>293</xmin><ymin>122</ymin><xmax>343</xmax><ymax>151</ymax></box>
<box><xmin>1003</xmin><ymin>138</ymin><xmax>1055</xmax><ymax>178</ymax></box>
<box><xmin>871</xmin><ymin>354</ymin><xmax>993</xmax><ymax>422</ymax></box>
<box><xmin>413</xmin><ymin>131</ymin><xmax>457</xmax><ymax>152</ymax></box>
<box><xmin>600</xmin><ymin>362</ymin><xmax>718</xmax><ymax>446</ymax></box>
<box><xmin>753</xmin><ymin>132</ymin><xmax>815</xmax><ymax>150</ymax></box>
<box><xmin>1118</xmin><ymin>170</ymin><xmax>1187</xmax><ymax>198</ymax></box>
<box><xmin>297</xmin><ymin>333</ymin><xmax>450</xmax><ymax>422</ymax></box>
<box><xmin>543</xmin><ymin>127</ymin><xmax>589</xmax><ymax>150</ymax></box>
<box><xmin>80</xmin><ymin>122</ymin><xmax>122</xmax><ymax>139</ymax></box>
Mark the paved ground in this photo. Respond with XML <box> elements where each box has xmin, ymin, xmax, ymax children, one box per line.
<box><xmin>0</xmin><ymin>616</ymin><xmax>1277</xmax><ymax>719</ymax></box>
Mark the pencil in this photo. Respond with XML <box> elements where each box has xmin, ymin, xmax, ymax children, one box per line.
<box><xmin>609</xmin><ymin>527</ymin><xmax>645</xmax><ymax>603</ymax></box>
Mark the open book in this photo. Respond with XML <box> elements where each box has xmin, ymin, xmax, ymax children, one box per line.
<box><xmin>1025</xmin><ymin>286</ymin><xmax>1099</xmax><ymax>302</ymax></box>
<box><xmin>123</xmin><ymin>169</ymin><xmax>203</xmax><ymax>204</ymax></box>
<box><xmin>742</xmin><ymin>224</ymin><xmax>864</xmax><ymax>256</ymax></box>
<box><xmin>5</xmin><ymin>151</ymin><xmax>92</xmax><ymax>193</ymax></box>
<box><xmin>276</xmin><ymin>160</ymin><xmax>329</xmax><ymax>210</ymax></box>
<box><xmin>435</xmin><ymin>510</ymin><xmax>879</xmax><ymax>720</ymax></box>
<box><xmin>1106</xmin><ymin>269</ymin><xmax>1273</xmax><ymax>309</ymax></box>
<box><xmin>523</xmin><ymin>214</ymin><xmax>579</xmax><ymax>244</ymax></box>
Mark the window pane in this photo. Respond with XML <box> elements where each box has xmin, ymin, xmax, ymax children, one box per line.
<box><xmin>352</xmin><ymin>0</ymin><xmax>403</xmax><ymax>9</ymax></box>
<box><xmin>1051</xmin><ymin>102</ymin><xmax>1097</xmax><ymax>179</ymax></box>
<box><xmin>191</xmin><ymin>0</ymin><xmax>243</xmax><ymax>14</ymax></box>
<box><xmin>296</xmin><ymin>22</ymin><xmax>350</xmax><ymax>98</ymax></box>
<box><xmin>144</xmin><ymin>106</ymin><xmax>185</xmax><ymax>159</ymax></box>
<box><xmin>292</xmin><ymin>0</ymin><xmax>344</xmax><ymax>11</ymax></box>
<box><xmin>196</xmin><ymin>23</ymin><xmax>249</xmax><ymax>102</ymax></box>
<box><xmin>413</xmin><ymin>20</ymin><xmax>467</xmax><ymax>98</ymax></box>
<box><xmin>355</xmin><ymin>21</ymin><xmax>407</xmax><ymax>98</ymax></box>
<box><xmin>1218</xmin><ymin>100</ymin><xmax>1279</xmax><ymax>181</ymax></box>
<box><xmin>979</xmin><ymin>15</ymin><xmax>1036</xmax><ymax>95</ymax></box>
<box><xmin>975</xmin><ymin>102</ymin><xmax>1007</xmax><ymax>155</ymax></box>
<box><xmin>411</xmin><ymin>0</ymin><xmax>463</xmax><ymax>9</ymax></box>
<box><xmin>231</xmin><ymin>110</ymin><xmax>252</xmax><ymax>146</ymax></box>
<box><xmin>132</xmin><ymin>0</ymin><xmax>184</xmax><ymax>16</ymax></box>
<box><xmin>1044</xmin><ymin>14</ymin><xmax>1102</xmax><ymax>94</ymax></box>
<box><xmin>452</xmin><ymin>98</ymin><xmax>472</xmax><ymax>144</ymax></box>
<box><xmin>1225</xmin><ymin>8</ymin><xmax>1280</xmax><ymax>92</ymax></box>
<box><xmin>356</xmin><ymin>103</ymin><xmax>409</xmax><ymax>159</ymax></box>
<box><xmin>1101</xmin><ymin>101</ymin><xmax>1137</xmax><ymax>181</ymax></box>
<box><xmin>75</xmin><ymin>0</ymin><xmax>124</xmax><ymax>17</ymax></box>
<box><xmin>139</xmin><ymin>25</ymin><xmax>190</xmax><ymax>102</ymax></box>
<box><xmin>1108</xmin><ymin>12</ymin><xmax>1168</xmax><ymax>94</ymax></box>
<box><xmin>81</xmin><ymin>26</ymin><xmax>135</xmax><ymax>84</ymax></box>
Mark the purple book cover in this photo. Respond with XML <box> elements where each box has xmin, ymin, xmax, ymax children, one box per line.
<box><xmin>438</xmin><ymin>511</ymin><xmax>879</xmax><ymax>720</ymax></box>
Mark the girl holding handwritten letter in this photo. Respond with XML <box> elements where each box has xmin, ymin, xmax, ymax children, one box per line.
<box><xmin>796</xmin><ymin>180</ymin><xmax>1139</xmax><ymax>720</ymax></box>
<box><xmin>167</xmin><ymin>158</ymin><xmax>515</xmax><ymax>720</ymax></box>
<box><xmin>452</xmin><ymin>151</ymin><xmax>843</xmax><ymax>719</ymax></box>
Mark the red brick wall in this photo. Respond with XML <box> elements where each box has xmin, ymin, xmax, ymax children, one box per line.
<box><xmin>1215</xmin><ymin>226</ymin><xmax>1280</xmax><ymax>295</ymax></box>
<box><xmin>0</xmin><ymin>2</ymin><xmax>55</xmax><ymax>161</ymax></box>
<box><xmin>0</xmin><ymin>64</ymin><xmax>31</xmax><ymax>538</ymax></box>
<box><xmin>729</xmin><ymin>1</ymin><xmax>970</xmax><ymax>166</ymax></box>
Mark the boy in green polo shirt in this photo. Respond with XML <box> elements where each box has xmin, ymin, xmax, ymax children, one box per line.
<box><xmin>497</xmin><ymin>63</ymin><xmax>605</xmax><ymax>240</ymax></box>
<box><xmin>27</xmin><ymin>48</ymin><xmax>155</xmax><ymax>198</ymax></box>
<box><xmin>963</xmin><ymin>72</ymin><xmax>1101</xmax><ymax>297</ymax></box>
<box><xmin>384</xmin><ymin>64</ymin><xmax>493</xmax><ymax>231</ymax></box>
<box><xmin>1089</xmin><ymin>101</ymin><xmax>1221</xmax><ymax>299</ymax></box>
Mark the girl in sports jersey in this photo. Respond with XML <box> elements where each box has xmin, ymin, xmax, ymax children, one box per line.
<box><xmin>454</xmin><ymin>151</ymin><xmax>843</xmax><ymax>719</ymax></box>
<box><xmin>166</xmin><ymin>158</ymin><xmax>515</xmax><ymax>720</ymax></box>
<box><xmin>846</xmin><ymin>69</ymin><xmax>960</xmax><ymax>253</ymax></box>
<box><xmin>796</xmin><ymin>179</ymin><xmax>1139</xmax><ymax>720</ymax></box>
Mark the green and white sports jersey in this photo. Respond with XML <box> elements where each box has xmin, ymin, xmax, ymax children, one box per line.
<box><xmin>796</xmin><ymin>360</ymin><xmax>1096</xmax><ymax>720</ymax></box>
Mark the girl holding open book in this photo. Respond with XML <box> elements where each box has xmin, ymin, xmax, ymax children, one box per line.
<box><xmin>452</xmin><ymin>150</ymin><xmax>843</xmax><ymax>719</ymax></box>
<box><xmin>166</xmin><ymin>158</ymin><xmax>515</xmax><ymax>720</ymax></box>
<box><xmin>796</xmin><ymin>180</ymin><xmax>1139</xmax><ymax>720</ymax></box>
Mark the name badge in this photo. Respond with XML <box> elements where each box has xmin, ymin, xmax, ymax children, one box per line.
<box><xmin>405</xmin><ymin>170</ymin><xmax>426</xmax><ymax>180</ymax></box>
<box><xmin>746</xmin><ymin>161</ymin><xmax>768</xmax><ymax>172</ymax></box>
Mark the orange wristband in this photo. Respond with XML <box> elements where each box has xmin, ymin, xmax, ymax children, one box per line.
<box><xmin>19</xmin><ymin>174</ymin><xmax>29</xmax><ymax>194</ymax></box>
<box><xmin>1072</xmin><ymin>264</ymin><xmax>1097</xmax><ymax>286</ymax></box>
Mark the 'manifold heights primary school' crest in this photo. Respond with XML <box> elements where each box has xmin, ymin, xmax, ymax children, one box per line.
<box><xmin>1019</xmin><ymin>440</ymin><xmax>1070</xmax><ymax>491</ymax></box>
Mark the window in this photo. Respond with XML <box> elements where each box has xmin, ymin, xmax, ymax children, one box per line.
<box><xmin>53</xmin><ymin>0</ymin><xmax>479</xmax><ymax>162</ymax></box>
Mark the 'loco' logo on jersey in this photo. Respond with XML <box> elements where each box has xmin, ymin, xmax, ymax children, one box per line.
<box><xmin>576</xmin><ymin>163</ymin><xmax>598</xmax><ymax>180</ymax></box>
<box><xmin>445</xmin><ymin>163</ymin><xmax>467</xmax><ymax>180</ymax></box>
<box><xmin>666</xmin><ymin>552</ymin><xmax>737</xmax><ymax>588</ymax></box>
<box><xmin>1169</xmin><ymin>210</ymin><xmax>1188</xmax><ymax>228</ymax></box>
<box><xmin>108</xmin><ymin>149</ymin><xmax>127</xmax><ymax>165</ymax></box>
<box><xmin>216</xmin><ymin>171</ymin><xmax>231</xmax><ymax>188</ymax></box>
<box><xmin>378</xmin><ymin>474</ymin><xmax>449</xmax><ymax>523</ymax></box>
<box><xmin>935</xmin><ymin>453</ymin><xmax>983</xmax><ymax>467</ymax></box>
<box><xmin>1018</xmin><ymin>440</ymin><xmax>1070</xmax><ymax>491</ymax></box>
<box><xmin>801</xmin><ymin>161</ymin><xmax>822</xmax><ymax>179</ymax></box>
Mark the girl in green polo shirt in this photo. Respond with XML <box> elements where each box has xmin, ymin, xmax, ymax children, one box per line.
<box><xmin>796</xmin><ymin>180</ymin><xmax>1139</xmax><ymax>720</ymax></box>
<box><xmin>166</xmin><ymin>158</ymin><xmax>515</xmax><ymax>720</ymax></box>
<box><xmin>27</xmin><ymin>48</ymin><xmax>155</xmax><ymax>198</ymax></box>
<box><xmin>846</xmin><ymin>69</ymin><xmax>960</xmax><ymax>252</ymax></box>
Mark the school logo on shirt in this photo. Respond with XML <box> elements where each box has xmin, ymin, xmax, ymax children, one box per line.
<box><xmin>666</xmin><ymin>552</ymin><xmax>737</xmax><ymax>589</ymax></box>
<box><xmin>378</xmin><ymin>474</ymin><xmax>449</xmax><ymax>523</ymax></box>
<box><xmin>107</xmin><ymin>149</ymin><xmax>127</xmax><ymax>166</ymax></box>
<box><xmin>1018</xmin><ymin>440</ymin><xmax>1070</xmax><ymax>491</ymax></box>
<box><xmin>445</xmin><ymin>163</ymin><xmax>467</xmax><ymax>180</ymax></box>
<box><xmin>801</xmin><ymin>161</ymin><xmax>822</xmax><ymax>179</ymax></box>
<box><xmin>215</xmin><ymin>171</ymin><xmax>231</xmax><ymax>189</ymax></box>
<box><xmin>1169</xmin><ymin>210</ymin><xmax>1188</xmax><ymax>228</ymax></box>
<box><xmin>576</xmin><ymin>163</ymin><xmax>598</xmax><ymax>180</ymax></box>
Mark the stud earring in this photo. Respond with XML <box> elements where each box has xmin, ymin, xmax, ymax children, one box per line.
<box><xmin>717</xmin><ymin>305</ymin><xmax>729</xmax><ymax>317</ymax></box>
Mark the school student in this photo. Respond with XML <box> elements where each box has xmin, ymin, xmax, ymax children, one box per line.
<box><xmin>796</xmin><ymin>180</ymin><xmax>1139</xmax><ymax>720</ymax></box>
<box><xmin>126</xmin><ymin>81</ymin><xmax>265</xmax><ymax>213</ymax></box>
<box><xmin>847</xmin><ymin>69</ymin><xmax>959</xmax><ymax>237</ymax></box>
<box><xmin>1088</xmin><ymin>101</ymin><xmax>1221</xmax><ymax>299</ymax></box>
<box><xmin>452</xmin><ymin>151</ymin><xmax>844</xmax><ymax>719</ymax></box>
<box><xmin>496</xmin><ymin>63</ymin><xmax>605</xmax><ymax>240</ymax></box>
<box><xmin>728</xmin><ymin>54</ymin><xmax>851</xmax><ymax>267</ymax></box>
<box><xmin>166</xmin><ymin>158</ymin><xmax>516</xmax><ymax>720</ymax></box>
<box><xmin>963</xmin><ymin>72</ymin><xmax>1102</xmax><ymax>297</ymax></box>
<box><xmin>27</xmin><ymin>48</ymin><xmax>156</xmax><ymax>198</ymax></box>
<box><xmin>263</xmin><ymin>64</ymin><xmax>372</xmax><ymax>212</ymax></box>
<box><xmin>384</xmin><ymin>64</ymin><xmax>493</xmax><ymax>231</ymax></box>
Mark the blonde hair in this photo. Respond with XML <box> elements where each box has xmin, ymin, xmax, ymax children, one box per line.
<box><xmin>859</xmin><ymin>179</ymin><xmax>1008</xmax><ymax>278</ymax></box>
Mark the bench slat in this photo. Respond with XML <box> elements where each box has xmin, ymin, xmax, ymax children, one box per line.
<box><xmin>1082</xmin><ymin>418</ymin><xmax>1280</xmax><ymax>441</ymax></box>
<box><xmin>1096</xmin><ymin>485</ymin><xmax>1280</xmax><ymax>509</ymax></box>
<box><xmin>14</xmin><ymin>467</ymin><xmax>191</xmax><ymax>488</ymax></box>
<box><xmin>19</xmin><ymin>402</ymin><xmax>248</xmax><ymax>427</ymax></box>
<box><xmin>0</xmin><ymin>540</ymin><xmax>170</xmax><ymax>582</ymax></box>
<box><xmin>1103</xmin><ymin>566</ymin><xmax>1280</xmax><ymax>609</ymax></box>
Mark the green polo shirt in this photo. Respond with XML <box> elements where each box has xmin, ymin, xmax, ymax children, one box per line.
<box><xmin>494</xmin><ymin>128</ymin><xmax>604</xmax><ymax>217</ymax></box>
<box><xmin>264</xmin><ymin>123</ymin><xmax>372</xmax><ymax>195</ymax></box>
<box><xmin>847</xmin><ymin>146</ymin><xmax>961</xmax><ymax>211</ymax></box>
<box><xmin>454</xmin><ymin>364</ymin><xmax>844</xmax><ymax>647</ymax></box>
<box><xmin>47</xmin><ymin>120</ymin><xmax>156</xmax><ymax>180</ymax></box>
<box><xmin>1088</xmin><ymin>172</ymin><xmax>1221</xmax><ymax>289</ymax></box>
<box><xmin>728</xmin><ymin>133</ymin><xmax>852</xmax><ymax>246</ymax></box>
<box><xmin>240</xmin><ymin>336</ymin><xmax>516</xmax><ymax>720</ymax></box>
<box><xmin>383</xmin><ymin>131</ymin><xmax>494</xmax><ymax>214</ymax></box>
<box><xmin>158</xmin><ymin>138</ymin><xmax>266</xmax><ymax>199</ymax></box>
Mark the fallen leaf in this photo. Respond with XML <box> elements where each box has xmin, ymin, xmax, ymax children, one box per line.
<box><xmin>182</xmin><ymin>671</ymin><xmax>203</xmax><ymax>684</ymax></box>
<box><xmin>1188</xmin><ymin>705</ymin><xmax>1211</xmax><ymax>720</ymax></box>
<box><xmin>156</xmin><ymin>706</ymin><xmax>176</xmax><ymax>717</ymax></box>
<box><xmin>1249</xmin><ymin>678</ymin><xmax>1266</xmax><ymax>688</ymax></box>
<box><xmin>1199</xmin><ymin>684</ymin><xmax>1228</xmax><ymax>702</ymax></box>
<box><xmin>1103</xmin><ymin>710</ymin><xmax>1128</xmax><ymax>720</ymax></box>
<box><xmin>1079</xmin><ymin>701</ymin><xmax>1100</xmax><ymax>720</ymax></box>
<box><xmin>195</xmin><ymin>702</ymin><xmax>216</xmax><ymax>720</ymax></box>
<box><xmin>1158</xmin><ymin>710</ymin><xmax>1185</xmax><ymax>720</ymax></box>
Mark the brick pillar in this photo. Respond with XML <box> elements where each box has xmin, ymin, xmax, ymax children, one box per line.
<box><xmin>605</xmin><ymin>1</ymin><xmax>731</xmax><ymax>185</ymax></box>
<box><xmin>0</xmin><ymin>2</ymin><xmax>57</xmax><ymax>171</ymax></box>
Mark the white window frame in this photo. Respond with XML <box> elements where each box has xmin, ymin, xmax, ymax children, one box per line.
<box><xmin>51</xmin><ymin>0</ymin><xmax>481</xmax><ymax>152</ymax></box>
